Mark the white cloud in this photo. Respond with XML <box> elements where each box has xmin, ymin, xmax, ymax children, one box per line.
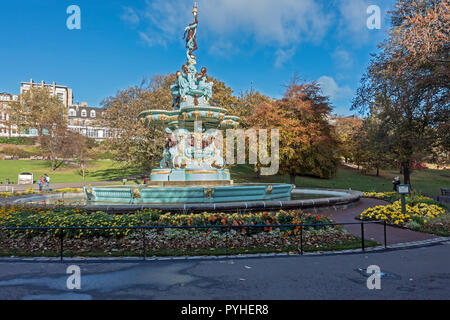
<box><xmin>138</xmin><ymin>31</ymin><xmax>153</xmax><ymax>47</ymax></box>
<box><xmin>274</xmin><ymin>47</ymin><xmax>296</xmax><ymax>68</ymax></box>
<box><xmin>208</xmin><ymin>41</ymin><xmax>240</xmax><ymax>58</ymax></box>
<box><xmin>336</xmin><ymin>0</ymin><xmax>376</xmax><ymax>44</ymax></box>
<box><xmin>123</xmin><ymin>0</ymin><xmax>333</xmax><ymax>64</ymax></box>
<box><xmin>317</xmin><ymin>76</ymin><xmax>353</xmax><ymax>101</ymax></box>
<box><xmin>332</xmin><ymin>48</ymin><xmax>353</xmax><ymax>69</ymax></box>
<box><xmin>120</xmin><ymin>7</ymin><xmax>140</xmax><ymax>26</ymax></box>
<box><xmin>199</xmin><ymin>0</ymin><xmax>332</xmax><ymax>46</ymax></box>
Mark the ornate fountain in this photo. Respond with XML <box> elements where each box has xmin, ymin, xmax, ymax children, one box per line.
<box><xmin>83</xmin><ymin>4</ymin><xmax>293</xmax><ymax>205</ymax></box>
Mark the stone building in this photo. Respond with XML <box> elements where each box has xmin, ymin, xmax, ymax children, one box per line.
<box><xmin>1</xmin><ymin>80</ymin><xmax>111</xmax><ymax>141</ymax></box>
<box><xmin>68</xmin><ymin>102</ymin><xmax>112</xmax><ymax>140</ymax></box>
<box><xmin>0</xmin><ymin>92</ymin><xmax>37</xmax><ymax>137</ymax></box>
<box><xmin>20</xmin><ymin>79</ymin><xmax>74</xmax><ymax>108</ymax></box>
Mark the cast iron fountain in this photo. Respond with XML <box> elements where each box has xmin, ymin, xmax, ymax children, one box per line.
<box><xmin>11</xmin><ymin>4</ymin><xmax>362</xmax><ymax>212</ymax></box>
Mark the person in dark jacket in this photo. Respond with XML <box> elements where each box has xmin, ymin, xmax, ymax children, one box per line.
<box><xmin>392</xmin><ymin>176</ymin><xmax>401</xmax><ymax>191</ymax></box>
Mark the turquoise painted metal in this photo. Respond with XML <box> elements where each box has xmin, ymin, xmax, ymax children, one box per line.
<box><xmin>84</xmin><ymin>184</ymin><xmax>292</xmax><ymax>204</ymax></box>
<box><xmin>84</xmin><ymin>3</ymin><xmax>293</xmax><ymax>205</ymax></box>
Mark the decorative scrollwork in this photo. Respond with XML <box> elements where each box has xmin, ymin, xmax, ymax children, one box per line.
<box><xmin>132</xmin><ymin>188</ymin><xmax>141</xmax><ymax>199</ymax></box>
<box><xmin>86</xmin><ymin>187</ymin><xmax>93</xmax><ymax>200</ymax></box>
<box><xmin>204</xmin><ymin>187</ymin><xmax>214</xmax><ymax>199</ymax></box>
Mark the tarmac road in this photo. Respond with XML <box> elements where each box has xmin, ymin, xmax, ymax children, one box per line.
<box><xmin>0</xmin><ymin>242</ymin><xmax>449</xmax><ymax>300</ymax></box>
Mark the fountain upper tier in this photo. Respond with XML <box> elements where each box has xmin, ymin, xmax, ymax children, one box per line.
<box><xmin>139</xmin><ymin>105</ymin><xmax>240</xmax><ymax>131</ymax></box>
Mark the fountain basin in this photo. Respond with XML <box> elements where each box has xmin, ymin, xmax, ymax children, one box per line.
<box><xmin>84</xmin><ymin>183</ymin><xmax>293</xmax><ymax>204</ymax></box>
<box><xmin>10</xmin><ymin>188</ymin><xmax>362</xmax><ymax>213</ymax></box>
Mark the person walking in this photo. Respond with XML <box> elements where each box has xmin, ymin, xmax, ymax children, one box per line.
<box><xmin>44</xmin><ymin>174</ymin><xmax>50</xmax><ymax>192</ymax></box>
<box><xmin>37</xmin><ymin>176</ymin><xmax>43</xmax><ymax>192</ymax></box>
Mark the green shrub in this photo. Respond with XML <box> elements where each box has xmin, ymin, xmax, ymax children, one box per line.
<box><xmin>0</xmin><ymin>137</ymin><xmax>35</xmax><ymax>145</ymax></box>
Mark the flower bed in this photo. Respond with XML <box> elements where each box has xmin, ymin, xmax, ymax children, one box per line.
<box><xmin>363</xmin><ymin>191</ymin><xmax>400</xmax><ymax>202</ymax></box>
<box><xmin>0</xmin><ymin>205</ymin><xmax>333</xmax><ymax>238</ymax></box>
<box><xmin>0</xmin><ymin>205</ymin><xmax>374</xmax><ymax>256</ymax></box>
<box><xmin>0</xmin><ymin>227</ymin><xmax>368</xmax><ymax>257</ymax></box>
<box><xmin>360</xmin><ymin>200</ymin><xmax>446</xmax><ymax>226</ymax></box>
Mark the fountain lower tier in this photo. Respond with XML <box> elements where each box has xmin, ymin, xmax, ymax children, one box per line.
<box><xmin>84</xmin><ymin>183</ymin><xmax>293</xmax><ymax>204</ymax></box>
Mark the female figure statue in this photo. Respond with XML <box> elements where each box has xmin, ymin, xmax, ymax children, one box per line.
<box><xmin>197</xmin><ymin>67</ymin><xmax>213</xmax><ymax>102</ymax></box>
<box><xmin>184</xmin><ymin>4</ymin><xmax>198</xmax><ymax>56</ymax></box>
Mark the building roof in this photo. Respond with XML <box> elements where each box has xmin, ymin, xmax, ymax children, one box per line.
<box><xmin>68</xmin><ymin>105</ymin><xmax>104</xmax><ymax>119</ymax></box>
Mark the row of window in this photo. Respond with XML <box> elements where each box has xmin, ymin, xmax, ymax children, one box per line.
<box><xmin>0</xmin><ymin>96</ymin><xmax>18</xmax><ymax>101</ymax></box>
<box><xmin>69</xmin><ymin>109</ymin><xmax>98</xmax><ymax>118</ymax></box>
<box><xmin>69</xmin><ymin>127</ymin><xmax>113</xmax><ymax>139</ymax></box>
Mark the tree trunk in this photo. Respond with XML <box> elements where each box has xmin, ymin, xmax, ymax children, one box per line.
<box><xmin>402</xmin><ymin>163</ymin><xmax>411</xmax><ymax>185</ymax></box>
<box><xmin>255</xmin><ymin>166</ymin><xmax>261</xmax><ymax>179</ymax></box>
<box><xmin>376</xmin><ymin>166</ymin><xmax>379</xmax><ymax>177</ymax></box>
<box><xmin>290</xmin><ymin>174</ymin><xmax>296</xmax><ymax>185</ymax></box>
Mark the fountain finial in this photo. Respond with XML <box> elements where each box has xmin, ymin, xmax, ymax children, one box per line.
<box><xmin>169</xmin><ymin>3</ymin><xmax>214</xmax><ymax>109</ymax></box>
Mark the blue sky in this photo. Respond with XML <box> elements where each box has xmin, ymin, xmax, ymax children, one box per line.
<box><xmin>0</xmin><ymin>0</ymin><xmax>395</xmax><ymax>115</ymax></box>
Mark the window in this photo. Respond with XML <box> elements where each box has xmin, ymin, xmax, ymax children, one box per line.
<box><xmin>90</xmin><ymin>110</ymin><xmax>96</xmax><ymax>118</ymax></box>
<box><xmin>81</xmin><ymin>109</ymin><xmax>87</xmax><ymax>117</ymax></box>
<box><xmin>57</xmin><ymin>93</ymin><xmax>64</xmax><ymax>101</ymax></box>
<box><xmin>69</xmin><ymin>109</ymin><xmax>76</xmax><ymax>116</ymax></box>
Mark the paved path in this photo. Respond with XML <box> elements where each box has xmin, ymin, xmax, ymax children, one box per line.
<box><xmin>319</xmin><ymin>198</ymin><xmax>437</xmax><ymax>245</ymax></box>
<box><xmin>0</xmin><ymin>181</ymin><xmax>118</xmax><ymax>192</ymax></box>
<box><xmin>0</xmin><ymin>243</ymin><xmax>449</xmax><ymax>300</ymax></box>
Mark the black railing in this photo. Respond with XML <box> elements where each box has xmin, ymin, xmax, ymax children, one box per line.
<box><xmin>4</xmin><ymin>220</ymin><xmax>388</xmax><ymax>262</ymax></box>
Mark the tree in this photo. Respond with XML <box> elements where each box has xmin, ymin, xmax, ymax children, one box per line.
<box><xmin>235</xmin><ymin>88</ymin><xmax>273</xmax><ymax>129</ymax></box>
<box><xmin>358</xmin><ymin>115</ymin><xmax>393</xmax><ymax>176</ymax></box>
<box><xmin>8</xmin><ymin>87</ymin><xmax>67</xmax><ymax>170</ymax></box>
<box><xmin>353</xmin><ymin>0</ymin><xmax>449</xmax><ymax>186</ymax></box>
<box><xmin>210</xmin><ymin>78</ymin><xmax>240</xmax><ymax>113</ymax></box>
<box><xmin>391</xmin><ymin>0</ymin><xmax>449</xmax><ymax>65</ymax></box>
<box><xmin>249</xmin><ymin>80</ymin><xmax>340</xmax><ymax>185</ymax></box>
<box><xmin>61</xmin><ymin>131</ymin><xmax>90</xmax><ymax>179</ymax></box>
<box><xmin>334</xmin><ymin>116</ymin><xmax>363</xmax><ymax>163</ymax></box>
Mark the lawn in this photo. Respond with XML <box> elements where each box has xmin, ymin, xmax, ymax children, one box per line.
<box><xmin>231</xmin><ymin>164</ymin><xmax>449</xmax><ymax>196</ymax></box>
<box><xmin>0</xmin><ymin>160</ymin><xmax>448</xmax><ymax>195</ymax></box>
<box><xmin>0</xmin><ymin>160</ymin><xmax>144</xmax><ymax>184</ymax></box>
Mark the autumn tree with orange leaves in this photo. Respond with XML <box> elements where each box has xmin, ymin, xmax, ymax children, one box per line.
<box><xmin>353</xmin><ymin>0</ymin><xmax>449</xmax><ymax>186</ymax></box>
<box><xmin>248</xmin><ymin>81</ymin><xmax>340</xmax><ymax>185</ymax></box>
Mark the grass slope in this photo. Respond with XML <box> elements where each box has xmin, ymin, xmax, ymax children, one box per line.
<box><xmin>231</xmin><ymin>164</ymin><xmax>449</xmax><ymax>195</ymax></box>
<box><xmin>0</xmin><ymin>160</ymin><xmax>143</xmax><ymax>184</ymax></box>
